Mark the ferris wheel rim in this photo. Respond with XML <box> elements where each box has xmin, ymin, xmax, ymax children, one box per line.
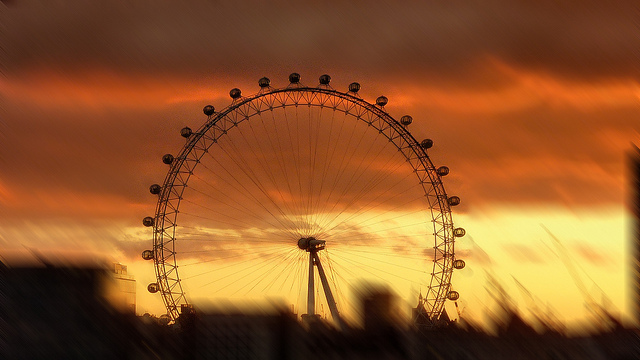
<box><xmin>149</xmin><ymin>80</ymin><xmax>457</xmax><ymax>323</ymax></box>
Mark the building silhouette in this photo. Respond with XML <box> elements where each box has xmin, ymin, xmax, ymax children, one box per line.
<box><xmin>1</xmin><ymin>258</ymin><xmax>639</xmax><ymax>359</ymax></box>
<box><xmin>110</xmin><ymin>262</ymin><xmax>136</xmax><ymax>314</ymax></box>
<box><xmin>0</xmin><ymin>261</ymin><xmax>140</xmax><ymax>358</ymax></box>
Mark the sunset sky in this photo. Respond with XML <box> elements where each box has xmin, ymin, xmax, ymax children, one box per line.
<box><xmin>1</xmin><ymin>1</ymin><xmax>638</xmax><ymax>331</ymax></box>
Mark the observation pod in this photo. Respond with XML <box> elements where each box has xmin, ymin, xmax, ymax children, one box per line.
<box><xmin>376</xmin><ymin>96</ymin><xmax>388</xmax><ymax>107</ymax></box>
<box><xmin>400</xmin><ymin>115</ymin><xmax>413</xmax><ymax>126</ymax></box>
<box><xmin>142</xmin><ymin>217</ymin><xmax>154</xmax><ymax>227</ymax></box>
<box><xmin>229</xmin><ymin>88</ymin><xmax>242</xmax><ymax>99</ymax></box>
<box><xmin>348</xmin><ymin>82</ymin><xmax>361</xmax><ymax>93</ymax></box>
<box><xmin>162</xmin><ymin>154</ymin><xmax>174</xmax><ymax>165</ymax></box>
<box><xmin>437</xmin><ymin>166</ymin><xmax>450</xmax><ymax>177</ymax></box>
<box><xmin>258</xmin><ymin>77</ymin><xmax>271</xmax><ymax>88</ymax></box>
<box><xmin>180</xmin><ymin>127</ymin><xmax>192</xmax><ymax>138</ymax></box>
<box><xmin>149</xmin><ymin>184</ymin><xmax>161</xmax><ymax>195</ymax></box>
<box><xmin>447</xmin><ymin>196</ymin><xmax>461</xmax><ymax>206</ymax></box>
<box><xmin>203</xmin><ymin>105</ymin><xmax>215</xmax><ymax>116</ymax></box>
<box><xmin>453</xmin><ymin>227</ymin><xmax>466</xmax><ymax>237</ymax></box>
<box><xmin>141</xmin><ymin>249</ymin><xmax>154</xmax><ymax>260</ymax></box>
<box><xmin>319</xmin><ymin>74</ymin><xmax>331</xmax><ymax>85</ymax></box>
<box><xmin>289</xmin><ymin>73</ymin><xmax>301</xmax><ymax>83</ymax></box>
<box><xmin>147</xmin><ymin>283</ymin><xmax>160</xmax><ymax>293</ymax></box>
<box><xmin>447</xmin><ymin>291</ymin><xmax>460</xmax><ymax>301</ymax></box>
<box><xmin>421</xmin><ymin>139</ymin><xmax>433</xmax><ymax>149</ymax></box>
<box><xmin>453</xmin><ymin>259</ymin><xmax>466</xmax><ymax>269</ymax></box>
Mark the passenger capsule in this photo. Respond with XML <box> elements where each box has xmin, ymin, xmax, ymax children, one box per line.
<box><xmin>453</xmin><ymin>259</ymin><xmax>466</xmax><ymax>269</ymax></box>
<box><xmin>400</xmin><ymin>115</ymin><xmax>413</xmax><ymax>126</ymax></box>
<box><xmin>447</xmin><ymin>291</ymin><xmax>460</xmax><ymax>301</ymax></box>
<box><xmin>289</xmin><ymin>73</ymin><xmax>301</xmax><ymax>83</ymax></box>
<box><xmin>147</xmin><ymin>283</ymin><xmax>160</xmax><ymax>293</ymax></box>
<box><xmin>162</xmin><ymin>154</ymin><xmax>174</xmax><ymax>165</ymax></box>
<box><xmin>436</xmin><ymin>166</ymin><xmax>450</xmax><ymax>176</ymax></box>
<box><xmin>376</xmin><ymin>96</ymin><xmax>388</xmax><ymax>107</ymax></box>
<box><xmin>229</xmin><ymin>88</ymin><xmax>242</xmax><ymax>99</ymax></box>
<box><xmin>421</xmin><ymin>139</ymin><xmax>433</xmax><ymax>149</ymax></box>
<box><xmin>149</xmin><ymin>184</ymin><xmax>161</xmax><ymax>195</ymax></box>
<box><xmin>258</xmin><ymin>77</ymin><xmax>271</xmax><ymax>88</ymax></box>
<box><xmin>348</xmin><ymin>82</ymin><xmax>361</xmax><ymax>93</ymax></box>
<box><xmin>142</xmin><ymin>216</ymin><xmax>154</xmax><ymax>227</ymax></box>
<box><xmin>319</xmin><ymin>74</ymin><xmax>331</xmax><ymax>85</ymax></box>
<box><xmin>141</xmin><ymin>250</ymin><xmax>154</xmax><ymax>261</ymax></box>
<box><xmin>180</xmin><ymin>127</ymin><xmax>192</xmax><ymax>138</ymax></box>
<box><xmin>447</xmin><ymin>196</ymin><xmax>461</xmax><ymax>206</ymax></box>
<box><xmin>203</xmin><ymin>105</ymin><xmax>215</xmax><ymax>116</ymax></box>
<box><xmin>453</xmin><ymin>227</ymin><xmax>466</xmax><ymax>237</ymax></box>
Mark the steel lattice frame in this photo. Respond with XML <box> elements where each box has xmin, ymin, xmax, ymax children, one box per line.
<box><xmin>151</xmin><ymin>83</ymin><xmax>456</xmax><ymax>323</ymax></box>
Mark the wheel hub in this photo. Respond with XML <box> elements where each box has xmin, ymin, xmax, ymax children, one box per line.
<box><xmin>298</xmin><ymin>237</ymin><xmax>326</xmax><ymax>251</ymax></box>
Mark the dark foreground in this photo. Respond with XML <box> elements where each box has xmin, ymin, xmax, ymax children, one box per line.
<box><xmin>2</xmin><ymin>263</ymin><xmax>639</xmax><ymax>359</ymax></box>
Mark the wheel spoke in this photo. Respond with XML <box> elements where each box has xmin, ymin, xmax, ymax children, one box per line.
<box><xmin>148</xmin><ymin>76</ymin><xmax>460</xmax><ymax>327</ymax></box>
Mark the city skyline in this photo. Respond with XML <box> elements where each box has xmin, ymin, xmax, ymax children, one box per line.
<box><xmin>1</xmin><ymin>1</ymin><xmax>638</xmax><ymax>331</ymax></box>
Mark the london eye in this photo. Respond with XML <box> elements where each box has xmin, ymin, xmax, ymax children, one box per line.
<box><xmin>142</xmin><ymin>73</ymin><xmax>466</xmax><ymax>328</ymax></box>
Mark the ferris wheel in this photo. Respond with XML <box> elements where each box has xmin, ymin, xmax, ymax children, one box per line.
<box><xmin>141</xmin><ymin>73</ymin><xmax>466</xmax><ymax>327</ymax></box>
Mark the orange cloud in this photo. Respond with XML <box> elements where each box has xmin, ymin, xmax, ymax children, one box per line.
<box><xmin>0</xmin><ymin>69</ymin><xmax>228</xmax><ymax>110</ymax></box>
<box><xmin>384</xmin><ymin>58</ymin><xmax>639</xmax><ymax>115</ymax></box>
<box><xmin>0</xmin><ymin>179</ymin><xmax>146</xmax><ymax>220</ymax></box>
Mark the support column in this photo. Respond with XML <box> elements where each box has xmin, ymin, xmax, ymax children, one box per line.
<box><xmin>299</xmin><ymin>236</ymin><xmax>344</xmax><ymax>330</ymax></box>
<box><xmin>307</xmin><ymin>251</ymin><xmax>315</xmax><ymax>316</ymax></box>
<box><xmin>313</xmin><ymin>251</ymin><xmax>345</xmax><ymax>331</ymax></box>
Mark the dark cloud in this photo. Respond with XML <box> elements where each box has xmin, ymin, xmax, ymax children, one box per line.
<box><xmin>1</xmin><ymin>1</ymin><xmax>636</xmax><ymax>82</ymax></box>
